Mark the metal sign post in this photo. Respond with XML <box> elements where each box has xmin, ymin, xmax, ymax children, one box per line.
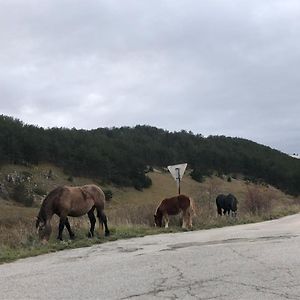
<box><xmin>175</xmin><ymin>167</ymin><xmax>181</xmax><ymax>194</ymax></box>
<box><xmin>167</xmin><ymin>163</ymin><xmax>187</xmax><ymax>195</ymax></box>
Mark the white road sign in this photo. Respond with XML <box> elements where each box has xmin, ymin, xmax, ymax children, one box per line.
<box><xmin>167</xmin><ymin>163</ymin><xmax>187</xmax><ymax>192</ymax></box>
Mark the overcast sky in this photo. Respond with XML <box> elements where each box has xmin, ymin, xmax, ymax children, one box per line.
<box><xmin>0</xmin><ymin>0</ymin><xmax>299</xmax><ymax>154</ymax></box>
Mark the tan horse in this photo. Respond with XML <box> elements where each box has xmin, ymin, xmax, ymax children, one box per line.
<box><xmin>36</xmin><ymin>184</ymin><xmax>110</xmax><ymax>242</ymax></box>
<box><xmin>154</xmin><ymin>194</ymin><xmax>195</xmax><ymax>229</ymax></box>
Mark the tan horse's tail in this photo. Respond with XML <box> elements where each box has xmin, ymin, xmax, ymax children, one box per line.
<box><xmin>182</xmin><ymin>197</ymin><xmax>197</xmax><ymax>229</ymax></box>
<box><xmin>188</xmin><ymin>197</ymin><xmax>197</xmax><ymax>217</ymax></box>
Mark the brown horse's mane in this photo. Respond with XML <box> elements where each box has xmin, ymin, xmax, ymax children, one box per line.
<box><xmin>38</xmin><ymin>186</ymin><xmax>64</xmax><ymax>222</ymax></box>
<box><xmin>155</xmin><ymin>205</ymin><xmax>163</xmax><ymax>217</ymax></box>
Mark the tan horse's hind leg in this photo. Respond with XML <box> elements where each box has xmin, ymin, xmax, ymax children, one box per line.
<box><xmin>186</xmin><ymin>209</ymin><xmax>193</xmax><ymax>229</ymax></box>
<box><xmin>182</xmin><ymin>206</ymin><xmax>193</xmax><ymax>229</ymax></box>
<box><xmin>163</xmin><ymin>214</ymin><xmax>169</xmax><ymax>228</ymax></box>
<box><xmin>182</xmin><ymin>210</ymin><xmax>187</xmax><ymax>229</ymax></box>
<box><xmin>187</xmin><ymin>198</ymin><xmax>195</xmax><ymax>229</ymax></box>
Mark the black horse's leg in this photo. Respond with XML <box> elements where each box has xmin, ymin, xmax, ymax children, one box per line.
<box><xmin>98</xmin><ymin>210</ymin><xmax>110</xmax><ymax>236</ymax></box>
<box><xmin>87</xmin><ymin>208</ymin><xmax>96</xmax><ymax>238</ymax></box>
<box><xmin>57</xmin><ymin>217</ymin><xmax>66</xmax><ymax>241</ymax></box>
<box><xmin>65</xmin><ymin>217</ymin><xmax>75</xmax><ymax>239</ymax></box>
<box><xmin>217</xmin><ymin>205</ymin><xmax>222</xmax><ymax>216</ymax></box>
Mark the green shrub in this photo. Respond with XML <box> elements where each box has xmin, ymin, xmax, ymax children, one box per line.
<box><xmin>21</xmin><ymin>171</ymin><xmax>33</xmax><ymax>179</ymax></box>
<box><xmin>190</xmin><ymin>169</ymin><xmax>211</xmax><ymax>183</ymax></box>
<box><xmin>104</xmin><ymin>189</ymin><xmax>113</xmax><ymax>201</ymax></box>
<box><xmin>133</xmin><ymin>175</ymin><xmax>152</xmax><ymax>191</ymax></box>
<box><xmin>67</xmin><ymin>175</ymin><xmax>74</xmax><ymax>182</ymax></box>
<box><xmin>12</xmin><ymin>183</ymin><xmax>34</xmax><ymax>207</ymax></box>
<box><xmin>33</xmin><ymin>186</ymin><xmax>47</xmax><ymax>196</ymax></box>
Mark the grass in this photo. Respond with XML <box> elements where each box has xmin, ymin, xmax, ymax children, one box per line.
<box><xmin>1</xmin><ymin>164</ymin><xmax>300</xmax><ymax>264</ymax></box>
<box><xmin>0</xmin><ymin>223</ymin><xmax>180</xmax><ymax>264</ymax></box>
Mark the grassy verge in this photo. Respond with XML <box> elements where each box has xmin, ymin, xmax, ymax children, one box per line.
<box><xmin>0</xmin><ymin>225</ymin><xmax>178</xmax><ymax>264</ymax></box>
<box><xmin>1</xmin><ymin>204</ymin><xmax>300</xmax><ymax>265</ymax></box>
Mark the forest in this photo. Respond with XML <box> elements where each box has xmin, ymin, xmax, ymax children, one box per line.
<box><xmin>0</xmin><ymin>115</ymin><xmax>299</xmax><ymax>195</ymax></box>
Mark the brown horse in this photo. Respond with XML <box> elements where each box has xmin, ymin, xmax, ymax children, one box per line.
<box><xmin>154</xmin><ymin>194</ymin><xmax>195</xmax><ymax>229</ymax></box>
<box><xmin>36</xmin><ymin>184</ymin><xmax>110</xmax><ymax>242</ymax></box>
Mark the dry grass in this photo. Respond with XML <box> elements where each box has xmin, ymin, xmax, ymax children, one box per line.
<box><xmin>1</xmin><ymin>166</ymin><xmax>300</xmax><ymax>263</ymax></box>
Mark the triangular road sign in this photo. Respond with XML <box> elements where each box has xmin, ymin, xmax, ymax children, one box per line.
<box><xmin>167</xmin><ymin>163</ymin><xmax>187</xmax><ymax>188</ymax></box>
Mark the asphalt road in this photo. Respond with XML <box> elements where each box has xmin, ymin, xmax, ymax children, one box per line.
<box><xmin>2</xmin><ymin>214</ymin><xmax>300</xmax><ymax>300</ymax></box>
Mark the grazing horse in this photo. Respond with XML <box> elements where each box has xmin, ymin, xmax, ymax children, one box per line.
<box><xmin>154</xmin><ymin>195</ymin><xmax>195</xmax><ymax>229</ymax></box>
<box><xmin>216</xmin><ymin>193</ymin><xmax>238</xmax><ymax>217</ymax></box>
<box><xmin>36</xmin><ymin>184</ymin><xmax>110</xmax><ymax>242</ymax></box>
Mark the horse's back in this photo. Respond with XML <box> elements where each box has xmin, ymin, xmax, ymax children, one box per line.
<box><xmin>177</xmin><ymin>194</ymin><xmax>191</xmax><ymax>210</ymax></box>
<box><xmin>159</xmin><ymin>194</ymin><xmax>191</xmax><ymax>215</ymax></box>
<box><xmin>216</xmin><ymin>194</ymin><xmax>226</xmax><ymax>206</ymax></box>
<box><xmin>53</xmin><ymin>184</ymin><xmax>105</xmax><ymax>217</ymax></box>
<box><xmin>216</xmin><ymin>193</ymin><xmax>237</xmax><ymax>211</ymax></box>
<box><xmin>227</xmin><ymin>193</ymin><xmax>238</xmax><ymax>211</ymax></box>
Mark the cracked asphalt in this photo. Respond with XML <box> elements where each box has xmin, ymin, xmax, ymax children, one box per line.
<box><xmin>2</xmin><ymin>214</ymin><xmax>300</xmax><ymax>299</ymax></box>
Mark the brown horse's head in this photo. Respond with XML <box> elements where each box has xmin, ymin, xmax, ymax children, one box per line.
<box><xmin>36</xmin><ymin>215</ymin><xmax>52</xmax><ymax>242</ymax></box>
<box><xmin>154</xmin><ymin>213</ymin><xmax>163</xmax><ymax>227</ymax></box>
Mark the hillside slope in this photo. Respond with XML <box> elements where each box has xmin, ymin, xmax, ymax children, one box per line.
<box><xmin>1</xmin><ymin>163</ymin><xmax>297</xmax><ymax>227</ymax></box>
<box><xmin>1</xmin><ymin>163</ymin><xmax>299</xmax><ymax>263</ymax></box>
<box><xmin>1</xmin><ymin>115</ymin><xmax>300</xmax><ymax>195</ymax></box>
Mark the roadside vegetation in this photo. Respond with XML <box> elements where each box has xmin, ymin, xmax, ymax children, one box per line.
<box><xmin>1</xmin><ymin>165</ymin><xmax>300</xmax><ymax>264</ymax></box>
<box><xmin>0</xmin><ymin>116</ymin><xmax>299</xmax><ymax>263</ymax></box>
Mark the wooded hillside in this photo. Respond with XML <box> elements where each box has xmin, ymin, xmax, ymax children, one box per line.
<box><xmin>1</xmin><ymin>115</ymin><xmax>299</xmax><ymax>195</ymax></box>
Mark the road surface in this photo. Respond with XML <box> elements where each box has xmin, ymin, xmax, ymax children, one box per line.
<box><xmin>1</xmin><ymin>214</ymin><xmax>300</xmax><ymax>299</ymax></box>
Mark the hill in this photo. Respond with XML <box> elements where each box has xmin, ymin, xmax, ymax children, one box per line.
<box><xmin>0</xmin><ymin>114</ymin><xmax>300</xmax><ymax>196</ymax></box>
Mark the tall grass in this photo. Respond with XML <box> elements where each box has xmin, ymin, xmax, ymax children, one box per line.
<box><xmin>1</xmin><ymin>173</ymin><xmax>300</xmax><ymax>264</ymax></box>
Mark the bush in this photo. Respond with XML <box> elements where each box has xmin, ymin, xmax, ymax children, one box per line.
<box><xmin>67</xmin><ymin>175</ymin><xmax>74</xmax><ymax>182</ymax></box>
<box><xmin>33</xmin><ymin>186</ymin><xmax>47</xmax><ymax>196</ymax></box>
<box><xmin>21</xmin><ymin>171</ymin><xmax>33</xmax><ymax>179</ymax></box>
<box><xmin>244</xmin><ymin>186</ymin><xmax>273</xmax><ymax>215</ymax></box>
<box><xmin>190</xmin><ymin>169</ymin><xmax>207</xmax><ymax>183</ymax></box>
<box><xmin>104</xmin><ymin>189</ymin><xmax>113</xmax><ymax>201</ymax></box>
<box><xmin>12</xmin><ymin>183</ymin><xmax>34</xmax><ymax>207</ymax></box>
<box><xmin>133</xmin><ymin>174</ymin><xmax>152</xmax><ymax>191</ymax></box>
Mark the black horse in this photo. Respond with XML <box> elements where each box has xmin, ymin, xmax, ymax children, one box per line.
<box><xmin>216</xmin><ymin>193</ymin><xmax>238</xmax><ymax>217</ymax></box>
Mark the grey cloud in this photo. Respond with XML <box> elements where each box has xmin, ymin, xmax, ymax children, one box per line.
<box><xmin>0</xmin><ymin>0</ymin><xmax>299</xmax><ymax>153</ymax></box>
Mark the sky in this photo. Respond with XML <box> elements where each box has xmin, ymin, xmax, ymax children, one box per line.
<box><xmin>0</xmin><ymin>0</ymin><xmax>299</xmax><ymax>154</ymax></box>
